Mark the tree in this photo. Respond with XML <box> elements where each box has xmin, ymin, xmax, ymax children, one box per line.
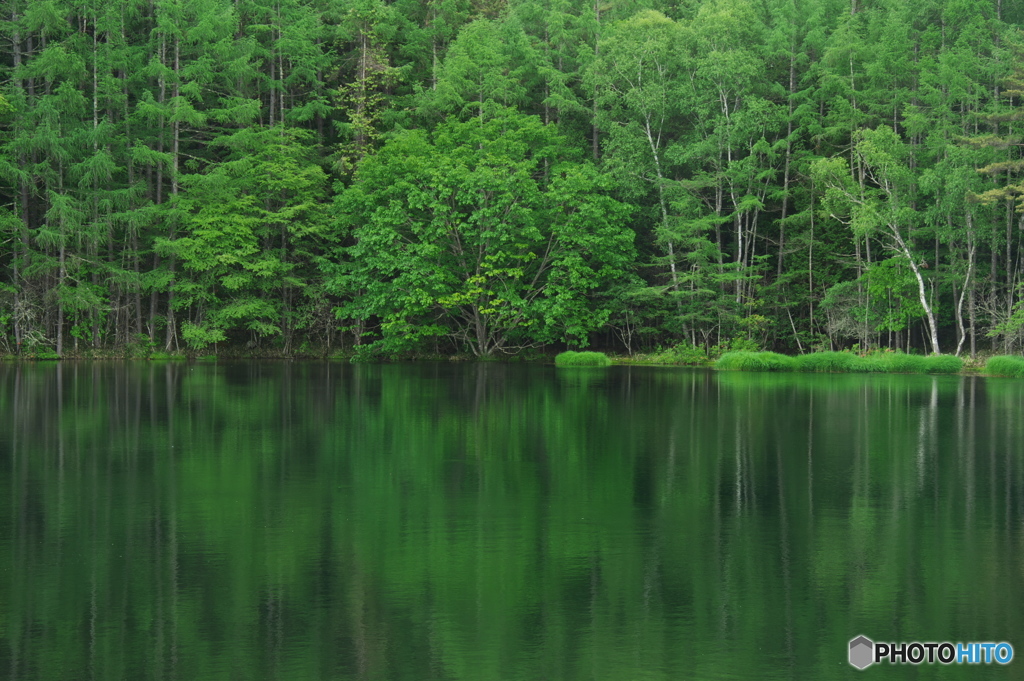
<box><xmin>162</xmin><ymin>127</ymin><xmax>328</xmax><ymax>351</ymax></box>
<box><xmin>332</xmin><ymin>109</ymin><xmax>634</xmax><ymax>356</ymax></box>
<box><xmin>587</xmin><ymin>10</ymin><xmax>688</xmax><ymax>292</ymax></box>
<box><xmin>813</xmin><ymin>126</ymin><xmax>941</xmax><ymax>354</ymax></box>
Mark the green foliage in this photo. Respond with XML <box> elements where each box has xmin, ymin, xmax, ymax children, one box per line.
<box><xmin>148</xmin><ymin>351</ymin><xmax>188</xmax><ymax>361</ymax></box>
<box><xmin>333</xmin><ymin>108</ymin><xmax>634</xmax><ymax>357</ymax></box>
<box><xmin>985</xmin><ymin>355</ymin><xmax>1024</xmax><ymax>378</ymax></box>
<box><xmin>0</xmin><ymin>0</ymin><xmax>1023</xmax><ymax>359</ymax></box>
<box><xmin>713</xmin><ymin>337</ymin><xmax>761</xmax><ymax>355</ymax></box>
<box><xmin>554</xmin><ymin>350</ymin><xmax>612</xmax><ymax>367</ymax></box>
<box><xmin>793</xmin><ymin>351</ymin><xmax>873</xmax><ymax>373</ymax></box>
<box><xmin>23</xmin><ymin>347</ymin><xmax>61</xmax><ymax>361</ymax></box>
<box><xmin>637</xmin><ymin>342</ymin><xmax>710</xmax><ymax>366</ymax></box>
<box><xmin>181</xmin><ymin>322</ymin><xmax>227</xmax><ymax>351</ymax></box>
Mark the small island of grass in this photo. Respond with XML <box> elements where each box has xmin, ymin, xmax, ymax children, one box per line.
<box><xmin>714</xmin><ymin>350</ymin><xmax>964</xmax><ymax>375</ymax></box>
<box><xmin>555</xmin><ymin>351</ymin><xmax>613</xmax><ymax>367</ymax></box>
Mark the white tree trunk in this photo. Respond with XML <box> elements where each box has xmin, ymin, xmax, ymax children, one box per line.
<box><xmin>891</xmin><ymin>227</ymin><xmax>940</xmax><ymax>355</ymax></box>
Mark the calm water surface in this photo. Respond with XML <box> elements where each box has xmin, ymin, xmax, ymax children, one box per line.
<box><xmin>2</xmin><ymin>362</ymin><xmax>1022</xmax><ymax>680</ymax></box>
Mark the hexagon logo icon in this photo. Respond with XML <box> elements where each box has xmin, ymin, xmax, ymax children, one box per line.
<box><xmin>849</xmin><ymin>636</ymin><xmax>874</xmax><ymax>670</ymax></box>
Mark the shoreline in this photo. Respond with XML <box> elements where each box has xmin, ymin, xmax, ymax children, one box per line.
<box><xmin>4</xmin><ymin>347</ymin><xmax>1016</xmax><ymax>378</ymax></box>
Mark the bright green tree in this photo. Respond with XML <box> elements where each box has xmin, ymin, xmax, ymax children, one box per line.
<box><xmin>332</xmin><ymin>109</ymin><xmax>634</xmax><ymax>356</ymax></box>
<box><xmin>163</xmin><ymin>127</ymin><xmax>328</xmax><ymax>351</ymax></box>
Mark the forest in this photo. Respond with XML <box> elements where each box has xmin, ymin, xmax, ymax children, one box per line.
<box><xmin>0</xmin><ymin>0</ymin><xmax>1023</xmax><ymax>359</ymax></box>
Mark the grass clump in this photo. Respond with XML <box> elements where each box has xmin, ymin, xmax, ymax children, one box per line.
<box><xmin>876</xmin><ymin>352</ymin><xmax>928</xmax><ymax>374</ymax></box>
<box><xmin>985</xmin><ymin>355</ymin><xmax>1024</xmax><ymax>378</ymax></box>
<box><xmin>715</xmin><ymin>351</ymin><xmax>795</xmax><ymax>372</ymax></box>
<box><xmin>555</xmin><ymin>351</ymin><xmax>612</xmax><ymax>367</ymax></box>
<box><xmin>922</xmin><ymin>355</ymin><xmax>963</xmax><ymax>374</ymax></box>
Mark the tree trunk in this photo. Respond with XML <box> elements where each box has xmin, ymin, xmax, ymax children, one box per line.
<box><xmin>954</xmin><ymin>214</ymin><xmax>976</xmax><ymax>357</ymax></box>
<box><xmin>643</xmin><ymin>117</ymin><xmax>679</xmax><ymax>295</ymax></box>
<box><xmin>891</xmin><ymin>227</ymin><xmax>940</xmax><ymax>354</ymax></box>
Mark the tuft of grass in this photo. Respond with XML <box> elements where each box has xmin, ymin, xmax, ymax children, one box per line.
<box><xmin>716</xmin><ymin>351</ymin><xmax>795</xmax><ymax>372</ymax></box>
<box><xmin>555</xmin><ymin>351</ymin><xmax>612</xmax><ymax>367</ymax></box>
<box><xmin>876</xmin><ymin>352</ymin><xmax>928</xmax><ymax>374</ymax></box>
<box><xmin>922</xmin><ymin>355</ymin><xmax>963</xmax><ymax>374</ymax></box>
<box><xmin>985</xmin><ymin>355</ymin><xmax>1024</xmax><ymax>378</ymax></box>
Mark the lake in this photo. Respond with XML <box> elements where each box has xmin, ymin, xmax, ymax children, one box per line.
<box><xmin>1</xmin><ymin>362</ymin><xmax>1022</xmax><ymax>680</ymax></box>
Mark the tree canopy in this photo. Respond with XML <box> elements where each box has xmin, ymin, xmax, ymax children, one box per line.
<box><xmin>0</xmin><ymin>0</ymin><xmax>1023</xmax><ymax>357</ymax></box>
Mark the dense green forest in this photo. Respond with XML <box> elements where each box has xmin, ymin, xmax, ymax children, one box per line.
<box><xmin>1</xmin><ymin>0</ymin><xmax>1023</xmax><ymax>358</ymax></box>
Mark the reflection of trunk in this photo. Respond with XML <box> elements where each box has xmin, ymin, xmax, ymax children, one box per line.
<box><xmin>776</xmin><ymin>442</ymin><xmax>794</xmax><ymax>663</ymax></box>
<box><xmin>807</xmin><ymin>390</ymin><xmax>814</xmax><ymax>519</ymax></box>
<box><xmin>166</xmin><ymin>363</ymin><xmax>180</xmax><ymax>676</ymax></box>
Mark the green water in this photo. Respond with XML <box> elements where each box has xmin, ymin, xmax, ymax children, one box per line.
<box><xmin>2</xmin><ymin>362</ymin><xmax>1022</xmax><ymax>680</ymax></box>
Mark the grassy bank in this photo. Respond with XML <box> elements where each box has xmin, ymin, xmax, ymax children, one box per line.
<box><xmin>985</xmin><ymin>355</ymin><xmax>1024</xmax><ymax>378</ymax></box>
<box><xmin>715</xmin><ymin>351</ymin><xmax>966</xmax><ymax>375</ymax></box>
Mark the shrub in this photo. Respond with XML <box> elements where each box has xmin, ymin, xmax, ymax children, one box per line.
<box><xmin>149</xmin><ymin>351</ymin><xmax>187</xmax><ymax>361</ymax></box>
<box><xmin>662</xmin><ymin>342</ymin><xmax>709</xmax><ymax>365</ymax></box>
<box><xmin>555</xmin><ymin>351</ymin><xmax>612</xmax><ymax>367</ymax></box>
<box><xmin>922</xmin><ymin>355</ymin><xmax>963</xmax><ymax>374</ymax></box>
<box><xmin>25</xmin><ymin>347</ymin><xmax>61</xmax><ymax>361</ymax></box>
<box><xmin>985</xmin><ymin>355</ymin><xmax>1024</xmax><ymax>378</ymax></box>
<box><xmin>715</xmin><ymin>351</ymin><xmax>795</xmax><ymax>372</ymax></box>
